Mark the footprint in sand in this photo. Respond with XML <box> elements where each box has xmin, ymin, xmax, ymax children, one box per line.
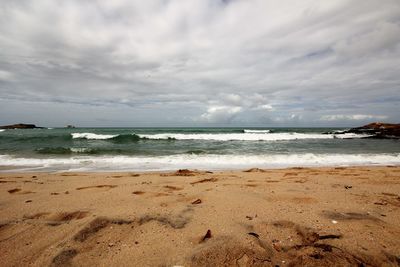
<box><xmin>50</xmin><ymin>249</ymin><xmax>78</xmax><ymax>267</ymax></box>
<box><xmin>46</xmin><ymin>217</ymin><xmax>133</xmax><ymax>266</ymax></box>
<box><xmin>76</xmin><ymin>185</ymin><xmax>117</xmax><ymax>191</ymax></box>
<box><xmin>23</xmin><ymin>211</ymin><xmax>90</xmax><ymax>226</ymax></box>
<box><xmin>0</xmin><ymin>180</ymin><xmax>17</xmax><ymax>183</ymax></box>
<box><xmin>132</xmin><ymin>191</ymin><xmax>146</xmax><ymax>195</ymax></box>
<box><xmin>190</xmin><ymin>178</ymin><xmax>218</xmax><ymax>185</ymax></box>
<box><xmin>236</xmin><ymin>220</ymin><xmax>381</xmax><ymax>266</ymax></box>
<box><xmin>283</xmin><ymin>172</ymin><xmax>299</xmax><ymax>177</ymax></box>
<box><xmin>8</xmin><ymin>188</ymin><xmax>21</xmax><ymax>194</ymax></box>
<box><xmin>164</xmin><ymin>185</ymin><xmax>183</xmax><ymax>191</ymax></box>
<box><xmin>73</xmin><ymin>217</ymin><xmax>133</xmax><ymax>242</ymax></box>
<box><xmin>7</xmin><ymin>188</ymin><xmax>35</xmax><ymax>194</ymax></box>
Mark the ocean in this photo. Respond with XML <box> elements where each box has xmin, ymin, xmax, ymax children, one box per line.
<box><xmin>0</xmin><ymin>127</ymin><xmax>399</xmax><ymax>172</ymax></box>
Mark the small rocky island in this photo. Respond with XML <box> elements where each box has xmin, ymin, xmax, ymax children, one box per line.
<box><xmin>0</xmin><ymin>123</ymin><xmax>44</xmax><ymax>129</ymax></box>
<box><xmin>339</xmin><ymin>122</ymin><xmax>400</xmax><ymax>139</ymax></box>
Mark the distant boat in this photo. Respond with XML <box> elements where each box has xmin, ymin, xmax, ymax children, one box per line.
<box><xmin>66</xmin><ymin>125</ymin><xmax>76</xmax><ymax>128</ymax></box>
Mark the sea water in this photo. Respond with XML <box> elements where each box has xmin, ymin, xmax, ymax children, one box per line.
<box><xmin>0</xmin><ymin>127</ymin><xmax>399</xmax><ymax>171</ymax></box>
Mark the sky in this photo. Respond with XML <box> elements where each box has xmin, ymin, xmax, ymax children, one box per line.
<box><xmin>0</xmin><ymin>0</ymin><xmax>399</xmax><ymax>127</ymax></box>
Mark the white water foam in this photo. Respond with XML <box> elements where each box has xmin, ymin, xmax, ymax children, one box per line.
<box><xmin>70</xmin><ymin>132</ymin><xmax>372</xmax><ymax>141</ymax></box>
<box><xmin>0</xmin><ymin>129</ymin><xmax>5</xmax><ymax>132</ymax></box>
<box><xmin>0</xmin><ymin>153</ymin><xmax>399</xmax><ymax>172</ymax></box>
<box><xmin>243</xmin><ymin>129</ymin><xmax>271</xmax><ymax>133</ymax></box>
<box><xmin>70</xmin><ymin>148</ymin><xmax>93</xmax><ymax>153</ymax></box>
<box><xmin>71</xmin><ymin>132</ymin><xmax>118</xmax><ymax>140</ymax></box>
<box><xmin>138</xmin><ymin>132</ymin><xmax>372</xmax><ymax>141</ymax></box>
<box><xmin>333</xmin><ymin>133</ymin><xmax>372</xmax><ymax>139</ymax></box>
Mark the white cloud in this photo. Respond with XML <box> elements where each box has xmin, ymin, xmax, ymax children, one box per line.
<box><xmin>334</xmin><ymin>21</ymin><xmax>400</xmax><ymax>58</ymax></box>
<box><xmin>320</xmin><ymin>114</ymin><xmax>388</xmax><ymax>121</ymax></box>
<box><xmin>223</xmin><ymin>94</ymin><xmax>242</xmax><ymax>106</ymax></box>
<box><xmin>0</xmin><ymin>70</ymin><xmax>14</xmax><ymax>81</ymax></box>
<box><xmin>254</xmin><ymin>104</ymin><xmax>274</xmax><ymax>111</ymax></box>
<box><xmin>200</xmin><ymin>106</ymin><xmax>243</xmax><ymax>123</ymax></box>
<box><xmin>0</xmin><ymin>0</ymin><xmax>399</xmax><ymax>126</ymax></box>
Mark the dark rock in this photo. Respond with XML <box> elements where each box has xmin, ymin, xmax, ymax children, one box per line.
<box><xmin>0</xmin><ymin>123</ymin><xmax>43</xmax><ymax>129</ymax></box>
<box><xmin>191</xmin><ymin>199</ymin><xmax>202</xmax><ymax>204</ymax></box>
<box><xmin>200</xmin><ymin>229</ymin><xmax>212</xmax><ymax>243</ymax></box>
<box><xmin>335</xmin><ymin>122</ymin><xmax>400</xmax><ymax>139</ymax></box>
<box><xmin>319</xmin><ymin>234</ymin><xmax>342</xmax><ymax>240</ymax></box>
<box><xmin>248</xmin><ymin>232</ymin><xmax>260</xmax><ymax>238</ymax></box>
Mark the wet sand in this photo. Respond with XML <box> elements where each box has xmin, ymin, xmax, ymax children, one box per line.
<box><xmin>0</xmin><ymin>166</ymin><xmax>400</xmax><ymax>266</ymax></box>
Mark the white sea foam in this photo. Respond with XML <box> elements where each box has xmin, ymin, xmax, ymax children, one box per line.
<box><xmin>333</xmin><ymin>133</ymin><xmax>372</xmax><ymax>139</ymax></box>
<box><xmin>138</xmin><ymin>132</ymin><xmax>372</xmax><ymax>141</ymax></box>
<box><xmin>70</xmin><ymin>131</ymin><xmax>371</xmax><ymax>141</ymax></box>
<box><xmin>0</xmin><ymin>129</ymin><xmax>5</xmax><ymax>132</ymax></box>
<box><xmin>70</xmin><ymin>148</ymin><xmax>92</xmax><ymax>153</ymax></box>
<box><xmin>243</xmin><ymin>129</ymin><xmax>271</xmax><ymax>133</ymax></box>
<box><xmin>71</xmin><ymin>132</ymin><xmax>118</xmax><ymax>140</ymax></box>
<box><xmin>0</xmin><ymin>153</ymin><xmax>399</xmax><ymax>172</ymax></box>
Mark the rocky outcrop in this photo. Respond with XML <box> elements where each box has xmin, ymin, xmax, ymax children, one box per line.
<box><xmin>345</xmin><ymin>122</ymin><xmax>400</xmax><ymax>139</ymax></box>
<box><xmin>0</xmin><ymin>123</ymin><xmax>43</xmax><ymax>129</ymax></box>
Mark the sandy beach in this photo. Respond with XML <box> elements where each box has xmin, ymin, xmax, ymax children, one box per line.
<box><xmin>1</xmin><ymin>166</ymin><xmax>400</xmax><ymax>266</ymax></box>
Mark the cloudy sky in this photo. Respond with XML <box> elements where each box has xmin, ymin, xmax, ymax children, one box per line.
<box><xmin>0</xmin><ymin>0</ymin><xmax>399</xmax><ymax>127</ymax></box>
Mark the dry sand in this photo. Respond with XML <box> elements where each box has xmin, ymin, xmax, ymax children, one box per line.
<box><xmin>0</xmin><ymin>166</ymin><xmax>400</xmax><ymax>266</ymax></box>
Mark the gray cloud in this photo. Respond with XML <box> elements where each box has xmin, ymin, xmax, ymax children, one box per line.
<box><xmin>0</xmin><ymin>0</ymin><xmax>399</xmax><ymax>127</ymax></box>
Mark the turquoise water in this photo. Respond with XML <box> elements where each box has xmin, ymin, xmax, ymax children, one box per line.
<box><xmin>0</xmin><ymin>127</ymin><xmax>399</xmax><ymax>171</ymax></box>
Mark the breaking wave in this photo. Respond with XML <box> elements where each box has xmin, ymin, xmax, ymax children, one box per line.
<box><xmin>137</xmin><ymin>132</ymin><xmax>372</xmax><ymax>141</ymax></box>
<box><xmin>243</xmin><ymin>129</ymin><xmax>271</xmax><ymax>133</ymax></box>
<box><xmin>1</xmin><ymin>153</ymin><xmax>399</xmax><ymax>172</ymax></box>
<box><xmin>71</xmin><ymin>133</ymin><xmax>140</xmax><ymax>142</ymax></box>
<box><xmin>0</xmin><ymin>131</ymin><xmax>376</xmax><ymax>144</ymax></box>
<box><xmin>71</xmin><ymin>133</ymin><xmax>119</xmax><ymax>139</ymax></box>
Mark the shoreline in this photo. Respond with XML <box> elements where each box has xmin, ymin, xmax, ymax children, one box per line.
<box><xmin>1</xmin><ymin>163</ymin><xmax>400</xmax><ymax>173</ymax></box>
<box><xmin>0</xmin><ymin>154</ymin><xmax>399</xmax><ymax>173</ymax></box>
<box><xmin>1</xmin><ymin>166</ymin><xmax>400</xmax><ymax>266</ymax></box>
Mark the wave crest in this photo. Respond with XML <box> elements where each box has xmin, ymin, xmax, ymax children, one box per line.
<box><xmin>71</xmin><ymin>133</ymin><xmax>140</xmax><ymax>142</ymax></box>
<box><xmin>71</xmin><ymin>133</ymin><xmax>118</xmax><ymax>140</ymax></box>
<box><xmin>243</xmin><ymin>129</ymin><xmax>271</xmax><ymax>133</ymax></box>
<box><xmin>137</xmin><ymin>132</ymin><xmax>372</xmax><ymax>141</ymax></box>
